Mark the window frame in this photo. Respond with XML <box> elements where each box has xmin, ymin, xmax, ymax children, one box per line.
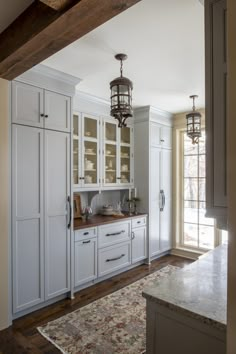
<box><xmin>178</xmin><ymin>130</ymin><xmax>218</xmax><ymax>252</ymax></box>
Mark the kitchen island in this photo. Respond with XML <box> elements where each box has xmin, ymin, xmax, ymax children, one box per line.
<box><xmin>142</xmin><ymin>244</ymin><xmax>227</xmax><ymax>354</ymax></box>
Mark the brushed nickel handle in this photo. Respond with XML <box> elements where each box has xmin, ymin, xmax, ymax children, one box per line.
<box><xmin>82</xmin><ymin>240</ymin><xmax>91</xmax><ymax>244</ymax></box>
<box><xmin>106</xmin><ymin>254</ymin><xmax>125</xmax><ymax>262</ymax></box>
<box><xmin>106</xmin><ymin>230</ymin><xmax>125</xmax><ymax>237</ymax></box>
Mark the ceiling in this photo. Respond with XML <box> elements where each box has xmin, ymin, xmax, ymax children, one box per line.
<box><xmin>43</xmin><ymin>0</ymin><xmax>204</xmax><ymax>113</ymax></box>
<box><xmin>0</xmin><ymin>0</ymin><xmax>204</xmax><ymax>113</ymax></box>
<box><xmin>0</xmin><ymin>0</ymin><xmax>33</xmax><ymax>33</ymax></box>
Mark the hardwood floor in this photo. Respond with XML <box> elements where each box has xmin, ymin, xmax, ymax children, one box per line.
<box><xmin>0</xmin><ymin>255</ymin><xmax>192</xmax><ymax>354</ymax></box>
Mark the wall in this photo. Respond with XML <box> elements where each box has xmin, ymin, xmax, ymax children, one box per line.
<box><xmin>227</xmin><ymin>1</ymin><xmax>236</xmax><ymax>353</ymax></box>
<box><xmin>0</xmin><ymin>78</ymin><xmax>10</xmax><ymax>330</ymax></box>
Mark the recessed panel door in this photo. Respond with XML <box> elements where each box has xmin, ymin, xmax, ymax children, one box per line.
<box><xmin>12</xmin><ymin>125</ymin><xmax>44</xmax><ymax>313</ymax></box>
<box><xmin>44</xmin><ymin>91</ymin><xmax>71</xmax><ymax>132</ymax></box>
<box><xmin>44</xmin><ymin>130</ymin><xmax>71</xmax><ymax>300</ymax></box>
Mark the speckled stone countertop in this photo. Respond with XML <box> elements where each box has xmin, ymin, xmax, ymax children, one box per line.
<box><xmin>142</xmin><ymin>244</ymin><xmax>227</xmax><ymax>332</ymax></box>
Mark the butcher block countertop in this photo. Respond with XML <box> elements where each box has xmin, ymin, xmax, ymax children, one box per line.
<box><xmin>73</xmin><ymin>213</ymin><xmax>147</xmax><ymax>230</ymax></box>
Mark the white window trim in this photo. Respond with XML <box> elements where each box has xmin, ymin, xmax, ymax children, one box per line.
<box><xmin>172</xmin><ymin>117</ymin><xmax>225</xmax><ymax>256</ymax></box>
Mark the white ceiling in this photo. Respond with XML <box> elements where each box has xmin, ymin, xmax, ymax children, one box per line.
<box><xmin>0</xmin><ymin>0</ymin><xmax>33</xmax><ymax>33</ymax></box>
<box><xmin>43</xmin><ymin>0</ymin><xmax>204</xmax><ymax>113</ymax></box>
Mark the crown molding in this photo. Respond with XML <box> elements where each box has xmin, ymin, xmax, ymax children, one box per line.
<box><xmin>15</xmin><ymin>64</ymin><xmax>81</xmax><ymax>96</ymax></box>
<box><xmin>134</xmin><ymin>105</ymin><xmax>173</xmax><ymax>126</ymax></box>
<box><xmin>75</xmin><ymin>90</ymin><xmax>110</xmax><ymax>107</ymax></box>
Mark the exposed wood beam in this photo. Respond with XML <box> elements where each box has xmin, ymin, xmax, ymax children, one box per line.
<box><xmin>0</xmin><ymin>0</ymin><xmax>141</xmax><ymax>80</ymax></box>
<box><xmin>39</xmin><ymin>0</ymin><xmax>76</xmax><ymax>11</ymax></box>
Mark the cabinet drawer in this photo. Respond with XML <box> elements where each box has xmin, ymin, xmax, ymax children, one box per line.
<box><xmin>98</xmin><ymin>221</ymin><xmax>131</xmax><ymax>248</ymax></box>
<box><xmin>74</xmin><ymin>227</ymin><xmax>97</xmax><ymax>241</ymax></box>
<box><xmin>98</xmin><ymin>242</ymin><xmax>131</xmax><ymax>277</ymax></box>
<box><xmin>132</xmin><ymin>216</ymin><xmax>146</xmax><ymax>228</ymax></box>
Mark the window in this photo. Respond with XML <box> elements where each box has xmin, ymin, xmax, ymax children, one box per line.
<box><xmin>181</xmin><ymin>131</ymin><xmax>215</xmax><ymax>250</ymax></box>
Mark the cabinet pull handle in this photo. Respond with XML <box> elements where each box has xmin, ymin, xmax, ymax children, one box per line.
<box><xmin>83</xmin><ymin>240</ymin><xmax>91</xmax><ymax>244</ymax></box>
<box><xmin>40</xmin><ymin>114</ymin><xmax>44</xmax><ymax>117</ymax></box>
<box><xmin>137</xmin><ymin>221</ymin><xmax>141</xmax><ymax>224</ymax></box>
<box><xmin>106</xmin><ymin>254</ymin><xmax>125</xmax><ymax>262</ymax></box>
<box><xmin>106</xmin><ymin>230</ymin><xmax>125</xmax><ymax>237</ymax></box>
<box><xmin>67</xmin><ymin>196</ymin><xmax>72</xmax><ymax>229</ymax></box>
<box><xmin>163</xmin><ymin>191</ymin><xmax>166</xmax><ymax>210</ymax></box>
<box><xmin>160</xmin><ymin>190</ymin><xmax>164</xmax><ymax>212</ymax></box>
<box><xmin>131</xmin><ymin>231</ymin><xmax>135</xmax><ymax>240</ymax></box>
<box><xmin>116</xmin><ymin>177</ymin><xmax>121</xmax><ymax>180</ymax></box>
<box><xmin>161</xmin><ymin>139</ymin><xmax>165</xmax><ymax>142</ymax></box>
<box><xmin>83</xmin><ymin>232</ymin><xmax>89</xmax><ymax>235</ymax></box>
<box><xmin>44</xmin><ymin>114</ymin><xmax>49</xmax><ymax>118</ymax></box>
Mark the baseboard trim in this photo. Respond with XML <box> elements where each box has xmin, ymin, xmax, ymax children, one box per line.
<box><xmin>170</xmin><ymin>248</ymin><xmax>204</xmax><ymax>260</ymax></box>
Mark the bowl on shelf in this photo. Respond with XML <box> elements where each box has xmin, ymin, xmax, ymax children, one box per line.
<box><xmin>100</xmin><ymin>205</ymin><xmax>114</xmax><ymax>216</ymax></box>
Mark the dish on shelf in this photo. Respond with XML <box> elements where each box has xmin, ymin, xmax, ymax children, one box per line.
<box><xmin>85</xmin><ymin>131</ymin><xmax>91</xmax><ymax>137</ymax></box>
<box><xmin>85</xmin><ymin>148</ymin><xmax>94</xmax><ymax>154</ymax></box>
<box><xmin>121</xmin><ymin>153</ymin><xmax>129</xmax><ymax>157</ymax></box>
<box><xmin>106</xmin><ymin>150</ymin><xmax>111</xmax><ymax>155</ymax></box>
<box><xmin>100</xmin><ymin>205</ymin><xmax>114</xmax><ymax>216</ymax></box>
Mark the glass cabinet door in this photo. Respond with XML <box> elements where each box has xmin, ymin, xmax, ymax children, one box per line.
<box><xmin>83</xmin><ymin>115</ymin><xmax>99</xmax><ymax>186</ymax></box>
<box><xmin>104</xmin><ymin>121</ymin><xmax>118</xmax><ymax>185</ymax></box>
<box><xmin>120</xmin><ymin>126</ymin><xmax>132</xmax><ymax>185</ymax></box>
<box><xmin>73</xmin><ymin>113</ymin><xmax>80</xmax><ymax>186</ymax></box>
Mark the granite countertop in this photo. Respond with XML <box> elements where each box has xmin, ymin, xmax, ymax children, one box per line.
<box><xmin>142</xmin><ymin>244</ymin><xmax>227</xmax><ymax>332</ymax></box>
<box><xmin>73</xmin><ymin>213</ymin><xmax>147</xmax><ymax>230</ymax></box>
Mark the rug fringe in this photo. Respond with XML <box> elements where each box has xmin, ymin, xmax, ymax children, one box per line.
<box><xmin>37</xmin><ymin>327</ymin><xmax>68</xmax><ymax>354</ymax></box>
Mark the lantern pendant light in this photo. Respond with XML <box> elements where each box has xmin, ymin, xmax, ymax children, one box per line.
<box><xmin>110</xmin><ymin>53</ymin><xmax>133</xmax><ymax>128</ymax></box>
<box><xmin>186</xmin><ymin>95</ymin><xmax>202</xmax><ymax>144</ymax></box>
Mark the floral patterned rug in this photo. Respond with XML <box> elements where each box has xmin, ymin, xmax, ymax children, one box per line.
<box><xmin>38</xmin><ymin>265</ymin><xmax>179</xmax><ymax>354</ymax></box>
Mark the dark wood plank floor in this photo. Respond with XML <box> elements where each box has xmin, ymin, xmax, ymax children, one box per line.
<box><xmin>0</xmin><ymin>255</ymin><xmax>192</xmax><ymax>354</ymax></box>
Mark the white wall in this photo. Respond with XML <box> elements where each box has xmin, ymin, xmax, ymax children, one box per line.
<box><xmin>227</xmin><ymin>1</ymin><xmax>236</xmax><ymax>353</ymax></box>
<box><xmin>0</xmin><ymin>78</ymin><xmax>10</xmax><ymax>330</ymax></box>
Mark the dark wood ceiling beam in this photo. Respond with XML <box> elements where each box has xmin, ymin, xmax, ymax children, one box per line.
<box><xmin>0</xmin><ymin>0</ymin><xmax>141</xmax><ymax>80</ymax></box>
<box><xmin>39</xmin><ymin>0</ymin><xmax>77</xmax><ymax>11</ymax></box>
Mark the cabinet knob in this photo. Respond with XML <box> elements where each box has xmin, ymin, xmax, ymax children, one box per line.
<box><xmin>40</xmin><ymin>114</ymin><xmax>44</xmax><ymax>117</ymax></box>
<box><xmin>44</xmin><ymin>114</ymin><xmax>49</xmax><ymax>118</ymax></box>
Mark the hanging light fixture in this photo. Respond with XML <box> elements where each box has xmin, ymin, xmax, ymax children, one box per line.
<box><xmin>186</xmin><ymin>95</ymin><xmax>202</xmax><ymax>144</ymax></box>
<box><xmin>110</xmin><ymin>53</ymin><xmax>133</xmax><ymax>128</ymax></box>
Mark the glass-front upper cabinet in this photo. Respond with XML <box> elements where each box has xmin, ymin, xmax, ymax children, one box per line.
<box><xmin>102</xmin><ymin>118</ymin><xmax>133</xmax><ymax>187</ymax></box>
<box><xmin>103</xmin><ymin>120</ymin><xmax>118</xmax><ymax>186</ymax></box>
<box><xmin>73</xmin><ymin>113</ymin><xmax>80</xmax><ymax>187</ymax></box>
<box><xmin>120</xmin><ymin>126</ymin><xmax>132</xmax><ymax>185</ymax></box>
<box><xmin>82</xmin><ymin>114</ymin><xmax>100</xmax><ymax>187</ymax></box>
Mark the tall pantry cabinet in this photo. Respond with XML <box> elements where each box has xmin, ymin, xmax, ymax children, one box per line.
<box><xmin>11</xmin><ymin>65</ymin><xmax>80</xmax><ymax>315</ymax></box>
<box><xmin>134</xmin><ymin>107</ymin><xmax>173</xmax><ymax>260</ymax></box>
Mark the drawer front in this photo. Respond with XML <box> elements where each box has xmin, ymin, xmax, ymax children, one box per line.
<box><xmin>74</xmin><ymin>227</ymin><xmax>97</xmax><ymax>241</ymax></box>
<box><xmin>98</xmin><ymin>242</ymin><xmax>131</xmax><ymax>277</ymax></box>
<box><xmin>98</xmin><ymin>221</ymin><xmax>131</xmax><ymax>248</ymax></box>
<box><xmin>132</xmin><ymin>216</ymin><xmax>146</xmax><ymax>228</ymax></box>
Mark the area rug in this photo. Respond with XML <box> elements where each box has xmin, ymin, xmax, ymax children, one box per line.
<box><xmin>38</xmin><ymin>265</ymin><xmax>179</xmax><ymax>354</ymax></box>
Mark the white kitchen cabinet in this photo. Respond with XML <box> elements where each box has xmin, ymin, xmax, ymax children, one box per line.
<box><xmin>132</xmin><ymin>226</ymin><xmax>147</xmax><ymax>263</ymax></box>
<box><xmin>73</xmin><ymin>112</ymin><xmax>100</xmax><ymax>188</ymax></box>
<box><xmin>205</xmin><ymin>0</ymin><xmax>227</xmax><ymax>229</ymax></box>
<box><xmin>44</xmin><ymin>90</ymin><xmax>71</xmax><ymax>132</ymax></box>
<box><xmin>150</xmin><ymin>122</ymin><xmax>172</xmax><ymax>149</ymax></box>
<box><xmin>12</xmin><ymin>81</ymin><xmax>71</xmax><ymax>133</ymax></box>
<box><xmin>150</xmin><ymin>146</ymin><xmax>161</xmax><ymax>256</ymax></box>
<box><xmin>98</xmin><ymin>220</ymin><xmax>131</xmax><ymax>248</ymax></box>
<box><xmin>98</xmin><ymin>241</ymin><xmax>131</xmax><ymax>277</ymax></box>
<box><xmin>44</xmin><ymin>130</ymin><xmax>71</xmax><ymax>300</ymax></box>
<box><xmin>73</xmin><ymin>113</ymin><xmax>134</xmax><ymax>190</ymax></box>
<box><xmin>12</xmin><ymin>125</ymin><xmax>44</xmax><ymax>313</ymax></box>
<box><xmin>12</xmin><ymin>125</ymin><xmax>71</xmax><ymax>313</ymax></box>
<box><xmin>134</xmin><ymin>106</ymin><xmax>173</xmax><ymax>259</ymax></box>
<box><xmin>74</xmin><ymin>237</ymin><xmax>97</xmax><ymax>287</ymax></box>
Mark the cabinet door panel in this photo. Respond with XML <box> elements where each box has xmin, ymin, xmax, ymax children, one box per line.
<box><xmin>160</xmin><ymin>149</ymin><xmax>172</xmax><ymax>252</ymax></box>
<box><xmin>44</xmin><ymin>91</ymin><xmax>71</xmax><ymax>132</ymax></box>
<box><xmin>161</xmin><ymin>126</ymin><xmax>172</xmax><ymax>149</ymax></box>
<box><xmin>74</xmin><ymin>238</ymin><xmax>97</xmax><ymax>286</ymax></box>
<box><xmin>12</xmin><ymin>82</ymin><xmax>44</xmax><ymax>128</ymax></box>
<box><xmin>12</xmin><ymin>125</ymin><xmax>44</xmax><ymax>313</ymax></box>
<box><xmin>150</xmin><ymin>123</ymin><xmax>161</xmax><ymax>147</ymax></box>
<box><xmin>150</xmin><ymin>147</ymin><xmax>161</xmax><ymax>256</ymax></box>
<box><xmin>132</xmin><ymin>227</ymin><xmax>147</xmax><ymax>263</ymax></box>
<box><xmin>45</xmin><ymin>130</ymin><xmax>70</xmax><ymax>300</ymax></box>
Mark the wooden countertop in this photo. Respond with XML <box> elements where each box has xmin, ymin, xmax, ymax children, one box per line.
<box><xmin>73</xmin><ymin>213</ymin><xmax>147</xmax><ymax>230</ymax></box>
